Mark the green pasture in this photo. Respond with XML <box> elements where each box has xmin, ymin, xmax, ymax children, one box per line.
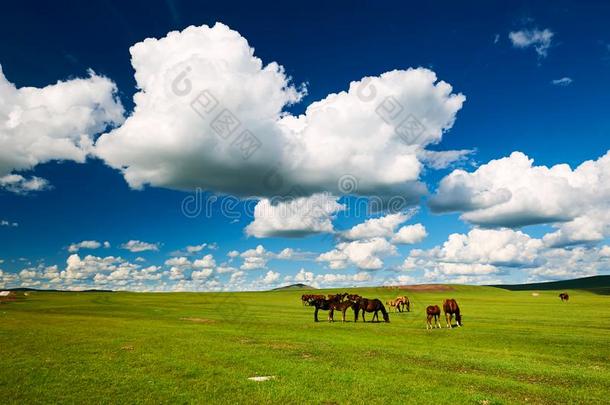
<box><xmin>1</xmin><ymin>286</ymin><xmax>609</xmax><ymax>404</ymax></box>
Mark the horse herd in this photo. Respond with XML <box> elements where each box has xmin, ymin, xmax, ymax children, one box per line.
<box><xmin>300</xmin><ymin>293</ymin><xmax>462</xmax><ymax>328</ymax></box>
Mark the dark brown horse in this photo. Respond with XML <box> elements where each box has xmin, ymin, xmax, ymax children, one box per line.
<box><xmin>426</xmin><ymin>305</ymin><xmax>441</xmax><ymax>329</ymax></box>
<box><xmin>559</xmin><ymin>292</ymin><xmax>569</xmax><ymax>302</ymax></box>
<box><xmin>442</xmin><ymin>299</ymin><xmax>462</xmax><ymax>328</ymax></box>
<box><xmin>311</xmin><ymin>294</ymin><xmax>344</xmax><ymax>322</ymax></box>
<box><xmin>354</xmin><ymin>298</ymin><xmax>389</xmax><ymax>322</ymax></box>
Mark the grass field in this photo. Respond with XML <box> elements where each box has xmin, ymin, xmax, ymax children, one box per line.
<box><xmin>1</xmin><ymin>286</ymin><xmax>609</xmax><ymax>404</ymax></box>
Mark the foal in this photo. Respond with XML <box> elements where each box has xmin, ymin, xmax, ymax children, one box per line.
<box><xmin>426</xmin><ymin>305</ymin><xmax>441</xmax><ymax>329</ymax></box>
<box><xmin>329</xmin><ymin>298</ymin><xmax>359</xmax><ymax>322</ymax></box>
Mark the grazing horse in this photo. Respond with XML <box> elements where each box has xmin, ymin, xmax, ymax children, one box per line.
<box><xmin>396</xmin><ymin>296</ymin><xmax>411</xmax><ymax>312</ymax></box>
<box><xmin>386</xmin><ymin>299</ymin><xmax>400</xmax><ymax>313</ymax></box>
<box><xmin>559</xmin><ymin>293</ymin><xmax>569</xmax><ymax>302</ymax></box>
<box><xmin>355</xmin><ymin>298</ymin><xmax>390</xmax><ymax>322</ymax></box>
<box><xmin>442</xmin><ymin>299</ymin><xmax>462</xmax><ymax>328</ymax></box>
<box><xmin>426</xmin><ymin>305</ymin><xmax>441</xmax><ymax>329</ymax></box>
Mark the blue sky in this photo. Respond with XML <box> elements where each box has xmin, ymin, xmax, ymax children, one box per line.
<box><xmin>0</xmin><ymin>0</ymin><xmax>609</xmax><ymax>291</ymax></box>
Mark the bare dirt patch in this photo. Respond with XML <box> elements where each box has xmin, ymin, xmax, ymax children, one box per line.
<box><xmin>180</xmin><ymin>317</ymin><xmax>216</xmax><ymax>324</ymax></box>
<box><xmin>384</xmin><ymin>284</ymin><xmax>455</xmax><ymax>292</ymax></box>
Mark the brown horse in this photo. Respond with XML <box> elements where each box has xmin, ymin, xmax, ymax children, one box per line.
<box><xmin>311</xmin><ymin>294</ymin><xmax>344</xmax><ymax>322</ymax></box>
<box><xmin>442</xmin><ymin>299</ymin><xmax>462</xmax><ymax>328</ymax></box>
<box><xmin>559</xmin><ymin>293</ymin><xmax>569</xmax><ymax>302</ymax></box>
<box><xmin>355</xmin><ymin>298</ymin><xmax>390</xmax><ymax>322</ymax></box>
<box><xmin>329</xmin><ymin>298</ymin><xmax>359</xmax><ymax>322</ymax></box>
<box><xmin>426</xmin><ymin>305</ymin><xmax>441</xmax><ymax>329</ymax></box>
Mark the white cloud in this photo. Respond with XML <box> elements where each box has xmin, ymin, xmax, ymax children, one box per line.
<box><xmin>318</xmin><ymin>237</ymin><xmax>397</xmax><ymax>270</ymax></box>
<box><xmin>275</xmin><ymin>248</ymin><xmax>314</xmax><ymax>260</ymax></box>
<box><xmin>261</xmin><ymin>270</ymin><xmax>280</xmax><ymax>284</ymax></box>
<box><xmin>401</xmin><ymin>228</ymin><xmax>543</xmax><ymax>281</ymax></box>
<box><xmin>94</xmin><ymin>23</ymin><xmax>465</xmax><ymax>202</ymax></box>
<box><xmin>509</xmin><ymin>28</ymin><xmax>554</xmax><ymax>57</ymax></box>
<box><xmin>0</xmin><ymin>220</ymin><xmax>18</xmax><ymax>227</ymax></box>
<box><xmin>430</xmin><ymin>151</ymin><xmax>610</xmax><ymax>245</ymax></box>
<box><xmin>552</xmin><ymin>77</ymin><xmax>572</xmax><ymax>86</ymax></box>
<box><xmin>293</xmin><ymin>268</ymin><xmax>314</xmax><ymax>283</ymax></box>
<box><xmin>240</xmin><ymin>245</ymin><xmax>270</xmax><ymax>270</ymax></box>
<box><xmin>391</xmin><ymin>223</ymin><xmax>427</xmax><ymax>245</ymax></box>
<box><xmin>121</xmin><ymin>240</ymin><xmax>160</xmax><ymax>252</ymax></box>
<box><xmin>193</xmin><ymin>254</ymin><xmax>216</xmax><ymax>269</ymax></box>
<box><xmin>245</xmin><ymin>193</ymin><xmax>344</xmax><ymax>238</ymax></box>
<box><xmin>0</xmin><ymin>174</ymin><xmax>50</xmax><ymax>194</ymax></box>
<box><xmin>313</xmin><ymin>271</ymin><xmax>372</xmax><ymax>286</ymax></box>
<box><xmin>403</xmin><ymin>228</ymin><xmax>610</xmax><ymax>284</ymax></box>
<box><xmin>342</xmin><ymin>212</ymin><xmax>411</xmax><ymax>240</ymax></box>
<box><xmin>0</xmin><ymin>66</ymin><xmax>124</xmax><ymax>191</ymax></box>
<box><xmin>341</xmin><ymin>211</ymin><xmax>426</xmax><ymax>246</ymax></box>
<box><xmin>68</xmin><ymin>240</ymin><xmax>108</xmax><ymax>253</ymax></box>
<box><xmin>186</xmin><ymin>243</ymin><xmax>207</xmax><ymax>253</ymax></box>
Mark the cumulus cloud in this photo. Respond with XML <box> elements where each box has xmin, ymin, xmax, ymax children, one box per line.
<box><xmin>391</xmin><ymin>223</ymin><xmax>427</xmax><ymax>245</ymax></box>
<box><xmin>94</xmin><ymin>23</ymin><xmax>465</xmax><ymax>202</ymax></box>
<box><xmin>341</xmin><ymin>211</ymin><xmax>426</xmax><ymax>246</ymax></box>
<box><xmin>261</xmin><ymin>270</ymin><xmax>280</xmax><ymax>284</ymax></box>
<box><xmin>317</xmin><ymin>237</ymin><xmax>397</xmax><ymax>270</ymax></box>
<box><xmin>68</xmin><ymin>240</ymin><xmax>110</xmax><ymax>253</ymax></box>
<box><xmin>342</xmin><ymin>212</ymin><xmax>411</xmax><ymax>240</ymax></box>
<box><xmin>240</xmin><ymin>245</ymin><xmax>270</xmax><ymax>270</ymax></box>
<box><xmin>121</xmin><ymin>240</ymin><xmax>160</xmax><ymax>252</ymax></box>
<box><xmin>430</xmin><ymin>151</ymin><xmax>610</xmax><ymax>245</ymax></box>
<box><xmin>245</xmin><ymin>193</ymin><xmax>344</xmax><ymax>238</ymax></box>
<box><xmin>0</xmin><ymin>66</ymin><xmax>124</xmax><ymax>192</ymax></box>
<box><xmin>509</xmin><ymin>28</ymin><xmax>554</xmax><ymax>57</ymax></box>
<box><xmin>0</xmin><ymin>219</ymin><xmax>18</xmax><ymax>227</ymax></box>
<box><xmin>402</xmin><ymin>228</ymin><xmax>609</xmax><ymax>284</ymax></box>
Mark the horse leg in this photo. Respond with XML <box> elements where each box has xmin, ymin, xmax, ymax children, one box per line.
<box><xmin>314</xmin><ymin>307</ymin><xmax>319</xmax><ymax>322</ymax></box>
<box><xmin>436</xmin><ymin>315</ymin><xmax>441</xmax><ymax>328</ymax></box>
<box><xmin>329</xmin><ymin>308</ymin><xmax>334</xmax><ymax>322</ymax></box>
<box><xmin>426</xmin><ymin>315</ymin><xmax>431</xmax><ymax>329</ymax></box>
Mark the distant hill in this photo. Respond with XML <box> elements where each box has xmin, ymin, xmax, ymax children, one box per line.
<box><xmin>492</xmin><ymin>275</ymin><xmax>610</xmax><ymax>294</ymax></box>
<box><xmin>272</xmin><ymin>283</ymin><xmax>315</xmax><ymax>291</ymax></box>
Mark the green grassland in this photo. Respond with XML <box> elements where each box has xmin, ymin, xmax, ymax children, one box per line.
<box><xmin>1</xmin><ymin>286</ymin><xmax>609</xmax><ymax>404</ymax></box>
